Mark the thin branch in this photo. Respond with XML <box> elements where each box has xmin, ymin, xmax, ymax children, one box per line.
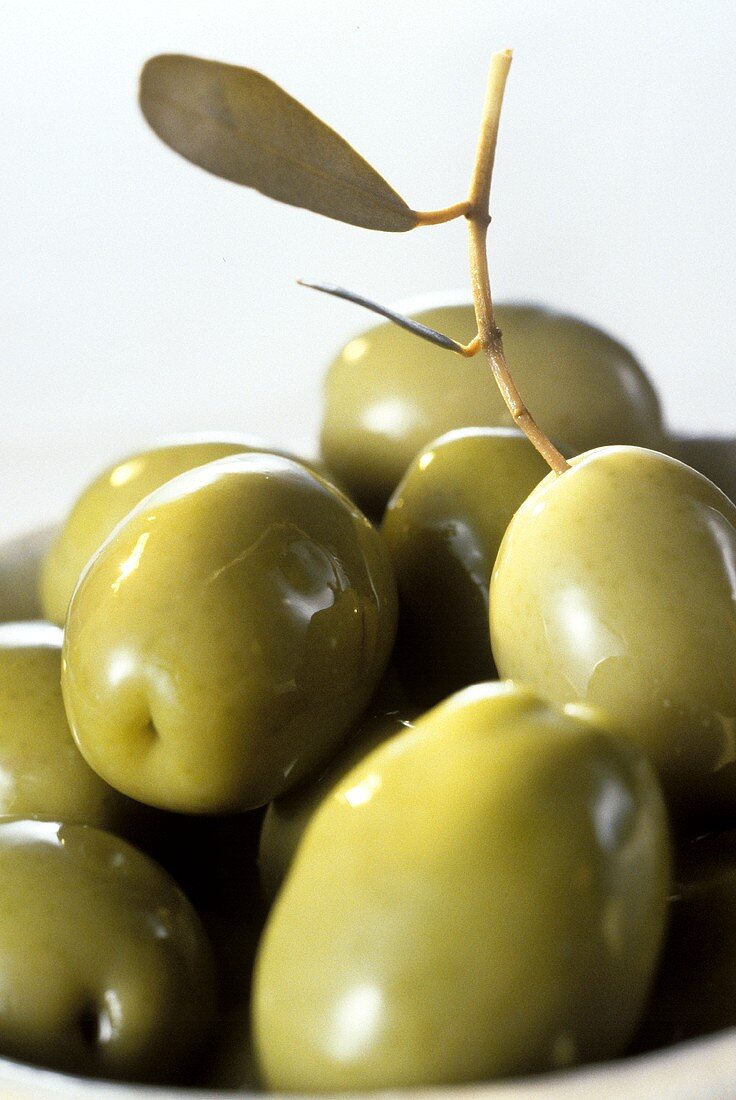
<box><xmin>414</xmin><ymin>200</ymin><xmax>472</xmax><ymax>226</ymax></box>
<box><xmin>466</xmin><ymin>51</ymin><xmax>569</xmax><ymax>475</ymax></box>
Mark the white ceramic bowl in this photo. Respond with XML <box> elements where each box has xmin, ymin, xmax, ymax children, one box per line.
<box><xmin>1</xmin><ymin>527</ymin><xmax>736</xmax><ymax>1100</ymax></box>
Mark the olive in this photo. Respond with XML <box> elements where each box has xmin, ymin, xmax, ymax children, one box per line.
<box><xmin>382</xmin><ymin>427</ymin><xmax>549</xmax><ymax>702</ymax></box>
<box><xmin>40</xmin><ymin>434</ymin><xmax>333</xmax><ymax>626</ymax></box>
<box><xmin>0</xmin><ymin>818</ymin><xmax>217</xmax><ymax>1083</ymax></box>
<box><xmin>62</xmin><ymin>452</ymin><xmax>397</xmax><ymax>813</ymax></box>
<box><xmin>0</xmin><ymin>622</ymin><xmax>138</xmax><ymax>831</ymax></box>
<box><xmin>252</xmin><ymin>681</ymin><xmax>670</xmax><ymax>1090</ymax></box>
<box><xmin>490</xmin><ymin>445</ymin><xmax>736</xmax><ymax>824</ymax></box>
<box><xmin>320</xmin><ymin>302</ymin><xmax>665</xmax><ymax>513</ymax></box>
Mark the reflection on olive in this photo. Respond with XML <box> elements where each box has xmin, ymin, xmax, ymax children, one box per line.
<box><xmin>320</xmin><ymin>302</ymin><xmax>665</xmax><ymax>513</ymax></box>
<box><xmin>382</xmin><ymin>427</ymin><xmax>549</xmax><ymax>703</ymax></box>
<box><xmin>253</xmin><ymin>681</ymin><xmax>670</xmax><ymax>1091</ymax></box>
<box><xmin>62</xmin><ymin>453</ymin><xmax>397</xmax><ymax>814</ymax></box>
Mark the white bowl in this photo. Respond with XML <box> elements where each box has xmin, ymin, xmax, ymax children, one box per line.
<box><xmin>1</xmin><ymin>528</ymin><xmax>736</xmax><ymax>1100</ymax></box>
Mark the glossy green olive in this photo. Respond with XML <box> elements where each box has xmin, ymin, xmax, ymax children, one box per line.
<box><xmin>40</xmin><ymin>433</ymin><xmax>333</xmax><ymax>626</ymax></box>
<box><xmin>0</xmin><ymin>622</ymin><xmax>138</xmax><ymax>831</ymax></box>
<box><xmin>0</xmin><ymin>818</ymin><xmax>216</xmax><ymax>1082</ymax></box>
<box><xmin>490</xmin><ymin>446</ymin><xmax>736</xmax><ymax>823</ymax></box>
<box><xmin>633</xmin><ymin>830</ymin><xmax>736</xmax><ymax>1051</ymax></box>
<box><xmin>382</xmin><ymin>427</ymin><xmax>549</xmax><ymax>702</ymax></box>
<box><xmin>62</xmin><ymin>453</ymin><xmax>397</xmax><ymax>814</ymax></box>
<box><xmin>253</xmin><ymin>681</ymin><xmax>670</xmax><ymax>1090</ymax></box>
<box><xmin>320</xmin><ymin>302</ymin><xmax>665</xmax><ymax>513</ymax></box>
<box><xmin>259</xmin><ymin>704</ymin><xmax>415</xmax><ymax>899</ymax></box>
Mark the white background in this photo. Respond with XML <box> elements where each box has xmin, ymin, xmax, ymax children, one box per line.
<box><xmin>1</xmin><ymin>0</ymin><xmax>735</xmax><ymax>539</ymax></box>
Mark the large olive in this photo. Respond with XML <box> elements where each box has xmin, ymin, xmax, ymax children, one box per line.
<box><xmin>0</xmin><ymin>622</ymin><xmax>137</xmax><ymax>830</ymax></box>
<box><xmin>62</xmin><ymin>453</ymin><xmax>397</xmax><ymax>813</ymax></box>
<box><xmin>382</xmin><ymin>427</ymin><xmax>549</xmax><ymax>702</ymax></box>
<box><xmin>40</xmin><ymin>433</ymin><xmax>333</xmax><ymax>625</ymax></box>
<box><xmin>320</xmin><ymin>302</ymin><xmax>665</xmax><ymax>513</ymax></box>
<box><xmin>490</xmin><ymin>446</ymin><xmax>736</xmax><ymax>825</ymax></box>
<box><xmin>252</xmin><ymin>681</ymin><xmax>670</xmax><ymax>1091</ymax></box>
<box><xmin>0</xmin><ymin>818</ymin><xmax>216</xmax><ymax>1083</ymax></box>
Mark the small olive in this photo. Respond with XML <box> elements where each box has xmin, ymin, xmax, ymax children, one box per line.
<box><xmin>0</xmin><ymin>818</ymin><xmax>217</xmax><ymax>1083</ymax></box>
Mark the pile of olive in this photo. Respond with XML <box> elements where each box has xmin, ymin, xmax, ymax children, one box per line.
<box><xmin>1</xmin><ymin>295</ymin><xmax>735</xmax><ymax>1092</ymax></box>
<box><xmin>4</xmin><ymin>40</ymin><xmax>736</xmax><ymax>1097</ymax></box>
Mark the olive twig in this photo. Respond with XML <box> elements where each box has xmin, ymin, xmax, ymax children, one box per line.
<box><xmin>414</xmin><ymin>200</ymin><xmax>472</xmax><ymax>226</ymax></box>
<box><xmin>297</xmin><ymin>280</ymin><xmax>480</xmax><ymax>356</ymax></box>
<box><xmin>466</xmin><ymin>50</ymin><xmax>570</xmax><ymax>475</ymax></box>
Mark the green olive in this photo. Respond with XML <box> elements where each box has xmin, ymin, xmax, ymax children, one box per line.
<box><xmin>382</xmin><ymin>427</ymin><xmax>549</xmax><ymax>702</ymax></box>
<box><xmin>490</xmin><ymin>446</ymin><xmax>736</xmax><ymax>823</ymax></box>
<box><xmin>62</xmin><ymin>453</ymin><xmax>397</xmax><ymax>814</ymax></box>
<box><xmin>0</xmin><ymin>818</ymin><xmax>216</xmax><ymax>1082</ymax></box>
<box><xmin>0</xmin><ymin>622</ymin><xmax>139</xmax><ymax>831</ymax></box>
<box><xmin>40</xmin><ymin>434</ymin><xmax>333</xmax><ymax>626</ymax></box>
<box><xmin>633</xmin><ymin>829</ymin><xmax>736</xmax><ymax>1052</ymax></box>
<box><xmin>320</xmin><ymin>302</ymin><xmax>665</xmax><ymax>513</ymax></box>
<box><xmin>252</xmin><ymin>681</ymin><xmax>670</xmax><ymax>1090</ymax></box>
<box><xmin>259</xmin><ymin>704</ymin><xmax>415</xmax><ymax>900</ymax></box>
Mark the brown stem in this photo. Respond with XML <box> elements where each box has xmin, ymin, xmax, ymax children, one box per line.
<box><xmin>466</xmin><ymin>50</ymin><xmax>569</xmax><ymax>475</ymax></box>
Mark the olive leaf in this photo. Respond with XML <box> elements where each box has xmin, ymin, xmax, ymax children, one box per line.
<box><xmin>139</xmin><ymin>54</ymin><xmax>419</xmax><ymax>232</ymax></box>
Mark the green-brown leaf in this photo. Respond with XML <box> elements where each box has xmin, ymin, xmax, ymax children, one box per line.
<box><xmin>139</xmin><ymin>54</ymin><xmax>418</xmax><ymax>232</ymax></box>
